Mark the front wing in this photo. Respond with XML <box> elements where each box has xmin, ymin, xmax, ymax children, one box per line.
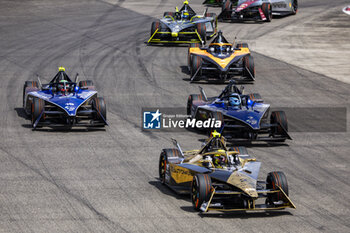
<box><xmin>201</xmin><ymin>185</ymin><xmax>296</xmax><ymax>212</ymax></box>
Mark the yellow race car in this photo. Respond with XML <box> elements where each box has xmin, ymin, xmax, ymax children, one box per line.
<box><xmin>159</xmin><ymin>132</ymin><xmax>295</xmax><ymax>212</ymax></box>
<box><xmin>187</xmin><ymin>31</ymin><xmax>255</xmax><ymax>82</ymax></box>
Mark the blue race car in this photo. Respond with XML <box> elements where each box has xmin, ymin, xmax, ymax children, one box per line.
<box><xmin>187</xmin><ymin>81</ymin><xmax>291</xmax><ymax>142</ymax></box>
<box><xmin>23</xmin><ymin>67</ymin><xmax>107</xmax><ymax>129</ymax></box>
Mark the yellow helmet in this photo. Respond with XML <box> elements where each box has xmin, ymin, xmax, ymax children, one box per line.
<box><xmin>58</xmin><ymin>66</ymin><xmax>65</xmax><ymax>72</ymax></box>
<box><xmin>183</xmin><ymin>0</ymin><xmax>189</xmax><ymax>5</ymax></box>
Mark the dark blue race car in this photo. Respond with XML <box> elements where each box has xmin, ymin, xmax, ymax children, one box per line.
<box><xmin>23</xmin><ymin>67</ymin><xmax>107</xmax><ymax>129</ymax></box>
<box><xmin>187</xmin><ymin>81</ymin><xmax>291</xmax><ymax>142</ymax></box>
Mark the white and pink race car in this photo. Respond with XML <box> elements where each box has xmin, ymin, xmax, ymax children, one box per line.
<box><xmin>218</xmin><ymin>0</ymin><xmax>298</xmax><ymax>22</ymax></box>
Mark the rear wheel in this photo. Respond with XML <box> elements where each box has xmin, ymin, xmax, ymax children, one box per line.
<box><xmin>249</xmin><ymin>93</ymin><xmax>263</xmax><ymax>103</ymax></box>
<box><xmin>79</xmin><ymin>80</ymin><xmax>95</xmax><ymax>90</ymax></box>
<box><xmin>92</xmin><ymin>97</ymin><xmax>107</xmax><ymax>122</ymax></box>
<box><xmin>235</xmin><ymin>43</ymin><xmax>249</xmax><ymax>49</ymax></box>
<box><xmin>270</xmin><ymin>111</ymin><xmax>288</xmax><ymax>137</ymax></box>
<box><xmin>163</xmin><ymin>12</ymin><xmax>174</xmax><ymax>17</ymax></box>
<box><xmin>31</xmin><ymin>97</ymin><xmax>44</xmax><ymax>127</ymax></box>
<box><xmin>196</xmin><ymin>23</ymin><xmax>206</xmax><ymax>44</ymax></box>
<box><xmin>187</xmin><ymin>94</ymin><xmax>203</xmax><ymax>115</ymax></box>
<box><xmin>159</xmin><ymin>151</ymin><xmax>168</xmax><ymax>184</ymax></box>
<box><xmin>243</xmin><ymin>55</ymin><xmax>255</xmax><ymax>80</ymax></box>
<box><xmin>159</xmin><ymin>149</ymin><xmax>181</xmax><ymax>184</ymax></box>
<box><xmin>266</xmin><ymin>171</ymin><xmax>289</xmax><ymax>206</ymax></box>
<box><xmin>230</xmin><ymin>146</ymin><xmax>248</xmax><ymax>155</ymax></box>
<box><xmin>261</xmin><ymin>3</ymin><xmax>272</xmax><ymax>22</ymax></box>
<box><xmin>190</xmin><ymin>55</ymin><xmax>202</xmax><ymax>81</ymax></box>
<box><xmin>191</xmin><ymin>174</ymin><xmax>212</xmax><ymax>211</ymax></box>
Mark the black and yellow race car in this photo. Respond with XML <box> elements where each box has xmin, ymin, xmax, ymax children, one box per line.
<box><xmin>147</xmin><ymin>1</ymin><xmax>217</xmax><ymax>45</ymax></box>
<box><xmin>187</xmin><ymin>31</ymin><xmax>255</xmax><ymax>82</ymax></box>
<box><xmin>159</xmin><ymin>132</ymin><xmax>296</xmax><ymax>212</ymax></box>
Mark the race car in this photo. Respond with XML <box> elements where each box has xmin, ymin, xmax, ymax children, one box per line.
<box><xmin>218</xmin><ymin>0</ymin><xmax>298</xmax><ymax>22</ymax></box>
<box><xmin>147</xmin><ymin>1</ymin><xmax>217</xmax><ymax>44</ymax></box>
<box><xmin>186</xmin><ymin>81</ymin><xmax>292</xmax><ymax>142</ymax></box>
<box><xmin>159</xmin><ymin>132</ymin><xmax>296</xmax><ymax>212</ymax></box>
<box><xmin>23</xmin><ymin>67</ymin><xmax>107</xmax><ymax>129</ymax></box>
<box><xmin>187</xmin><ymin>31</ymin><xmax>255</xmax><ymax>82</ymax></box>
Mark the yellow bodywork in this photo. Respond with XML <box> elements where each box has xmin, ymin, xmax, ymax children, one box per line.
<box><xmin>189</xmin><ymin>46</ymin><xmax>250</xmax><ymax>69</ymax></box>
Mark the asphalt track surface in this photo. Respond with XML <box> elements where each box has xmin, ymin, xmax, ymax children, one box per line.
<box><xmin>0</xmin><ymin>0</ymin><xmax>349</xmax><ymax>232</ymax></box>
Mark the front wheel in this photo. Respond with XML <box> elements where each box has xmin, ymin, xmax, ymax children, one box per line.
<box><xmin>92</xmin><ymin>97</ymin><xmax>107</xmax><ymax>122</ymax></box>
<box><xmin>191</xmin><ymin>174</ymin><xmax>212</xmax><ymax>211</ymax></box>
<box><xmin>150</xmin><ymin>21</ymin><xmax>160</xmax><ymax>37</ymax></box>
<box><xmin>190</xmin><ymin>55</ymin><xmax>202</xmax><ymax>81</ymax></box>
<box><xmin>270</xmin><ymin>111</ymin><xmax>288</xmax><ymax>137</ymax></box>
<box><xmin>243</xmin><ymin>55</ymin><xmax>255</xmax><ymax>80</ymax></box>
<box><xmin>31</xmin><ymin>97</ymin><xmax>44</xmax><ymax>127</ymax></box>
<box><xmin>196</xmin><ymin>23</ymin><xmax>206</xmax><ymax>44</ymax></box>
<box><xmin>266</xmin><ymin>171</ymin><xmax>289</xmax><ymax>206</ymax></box>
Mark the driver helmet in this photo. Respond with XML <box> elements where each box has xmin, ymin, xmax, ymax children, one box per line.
<box><xmin>182</xmin><ymin>10</ymin><xmax>189</xmax><ymax>20</ymax></box>
<box><xmin>213</xmin><ymin>150</ymin><xmax>226</xmax><ymax>168</ymax></box>
<box><xmin>229</xmin><ymin>96</ymin><xmax>241</xmax><ymax>107</ymax></box>
<box><xmin>59</xmin><ymin>79</ymin><xmax>69</xmax><ymax>93</ymax></box>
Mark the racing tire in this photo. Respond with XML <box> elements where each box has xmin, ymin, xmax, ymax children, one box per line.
<box><xmin>190</xmin><ymin>55</ymin><xmax>202</xmax><ymax>81</ymax></box>
<box><xmin>163</xmin><ymin>12</ymin><xmax>174</xmax><ymax>17</ymax></box>
<box><xmin>191</xmin><ymin>174</ymin><xmax>212</xmax><ymax>211</ymax></box>
<box><xmin>188</xmin><ymin>43</ymin><xmax>200</xmax><ymax>69</ymax></box>
<box><xmin>31</xmin><ymin>97</ymin><xmax>44</xmax><ymax>127</ymax></box>
<box><xmin>187</xmin><ymin>94</ymin><xmax>203</xmax><ymax>115</ymax></box>
<box><xmin>291</xmin><ymin>0</ymin><xmax>298</xmax><ymax>15</ymax></box>
<box><xmin>79</xmin><ymin>80</ymin><xmax>95</xmax><ymax>90</ymax></box>
<box><xmin>222</xmin><ymin>0</ymin><xmax>233</xmax><ymax>13</ymax></box>
<box><xmin>266</xmin><ymin>171</ymin><xmax>289</xmax><ymax>205</ymax></box>
<box><xmin>230</xmin><ymin>146</ymin><xmax>248</xmax><ymax>155</ymax></box>
<box><xmin>92</xmin><ymin>97</ymin><xmax>107</xmax><ymax>122</ymax></box>
<box><xmin>23</xmin><ymin>81</ymin><xmax>39</xmax><ymax>108</ymax></box>
<box><xmin>270</xmin><ymin>111</ymin><xmax>288</xmax><ymax>137</ymax></box>
<box><xmin>151</xmin><ymin>21</ymin><xmax>160</xmax><ymax>37</ymax></box>
<box><xmin>205</xmin><ymin>13</ymin><xmax>217</xmax><ymax>19</ymax></box>
<box><xmin>261</xmin><ymin>3</ymin><xmax>272</xmax><ymax>22</ymax></box>
<box><xmin>159</xmin><ymin>151</ymin><xmax>168</xmax><ymax>184</ymax></box>
<box><xmin>249</xmin><ymin>93</ymin><xmax>263</xmax><ymax>103</ymax></box>
<box><xmin>235</xmin><ymin>43</ymin><xmax>249</xmax><ymax>49</ymax></box>
<box><xmin>159</xmin><ymin>149</ymin><xmax>181</xmax><ymax>184</ymax></box>
<box><xmin>196</xmin><ymin>23</ymin><xmax>206</xmax><ymax>44</ymax></box>
<box><xmin>243</xmin><ymin>55</ymin><xmax>255</xmax><ymax>80</ymax></box>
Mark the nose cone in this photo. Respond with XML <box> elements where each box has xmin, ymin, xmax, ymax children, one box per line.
<box><xmin>227</xmin><ymin>171</ymin><xmax>258</xmax><ymax>198</ymax></box>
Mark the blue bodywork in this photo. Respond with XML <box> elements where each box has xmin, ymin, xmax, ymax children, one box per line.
<box><xmin>198</xmin><ymin>97</ymin><xmax>269</xmax><ymax>130</ymax></box>
<box><xmin>189</xmin><ymin>83</ymin><xmax>291</xmax><ymax>141</ymax></box>
<box><xmin>27</xmin><ymin>88</ymin><xmax>97</xmax><ymax>117</ymax></box>
<box><xmin>23</xmin><ymin>69</ymin><xmax>107</xmax><ymax>128</ymax></box>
